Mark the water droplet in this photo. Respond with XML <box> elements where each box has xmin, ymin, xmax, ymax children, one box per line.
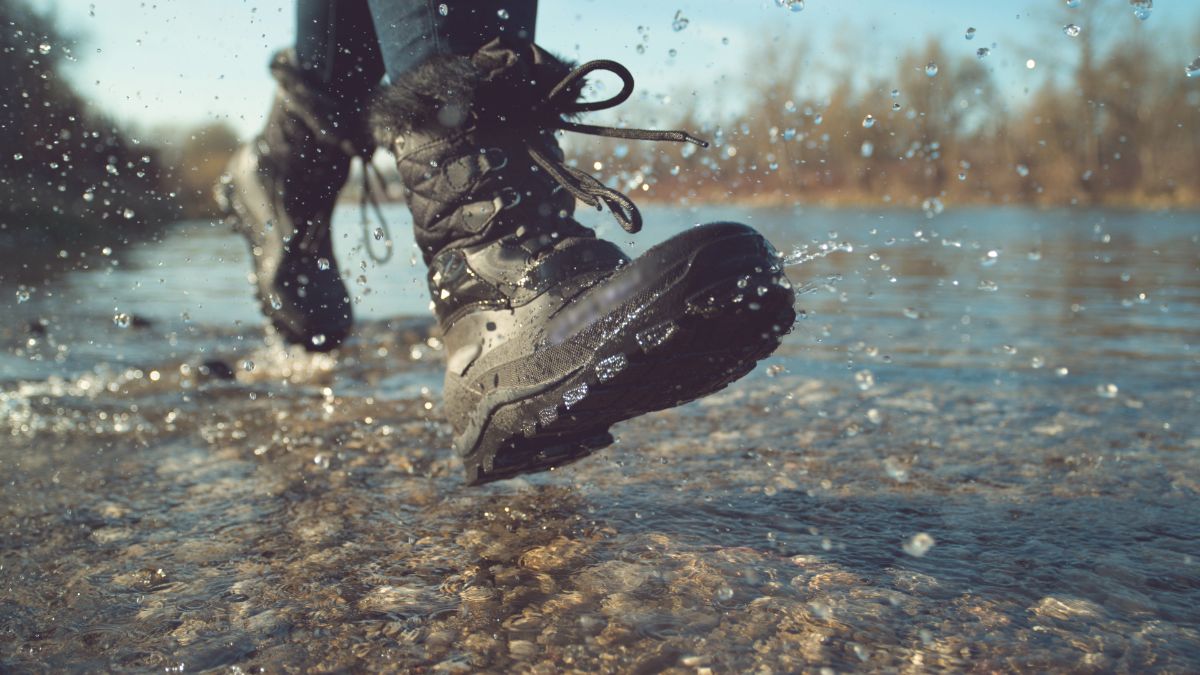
<box><xmin>538</xmin><ymin>406</ymin><xmax>559</xmax><ymax>426</ymax></box>
<box><xmin>1186</xmin><ymin>57</ymin><xmax>1200</xmax><ymax>79</ymax></box>
<box><xmin>595</xmin><ymin>354</ymin><xmax>628</xmax><ymax>383</ymax></box>
<box><xmin>1026</xmin><ymin>59</ymin><xmax>1037</xmax><ymax>69</ymax></box>
<box><xmin>1130</xmin><ymin>0</ymin><xmax>1152</xmax><ymax>20</ymax></box>
<box><xmin>1016</xmin><ymin>164</ymin><xmax>1030</xmax><ymax>177</ymax></box>
<box><xmin>113</xmin><ymin>312</ymin><xmax>131</xmax><ymax>328</ymax></box>
<box><xmin>1097</xmin><ymin>383</ymin><xmax>1119</xmax><ymax>398</ymax></box>
<box><xmin>373</xmin><ymin>227</ymin><xmax>385</xmax><ymax>241</ymax></box>
<box><xmin>268</xmin><ymin>294</ymin><xmax>283</xmax><ymax>310</ymax></box>
<box><xmin>957</xmin><ymin>171</ymin><xmax>968</xmax><ymax>181</ymax></box>
<box><xmin>921</xmin><ymin>197</ymin><xmax>944</xmax><ymax>218</ymax></box>
<box><xmin>892</xmin><ymin>102</ymin><xmax>902</xmax><ymax>111</ymax></box>
<box><xmin>313</xmin><ymin>453</ymin><xmax>330</xmax><ymax>469</ymax></box>
<box><xmin>976</xmin><ymin>47</ymin><xmax>990</xmax><ymax>59</ymax></box>
<box><xmin>437</xmin><ymin>2</ymin><xmax>448</xmax><ymax>16</ymax></box>
<box><xmin>854</xmin><ymin>369</ymin><xmax>875</xmax><ymax>391</ymax></box>
<box><xmin>866</xmin><ymin>408</ymin><xmax>883</xmax><ymax>425</ymax></box>
<box><xmin>883</xmin><ymin>456</ymin><xmax>908</xmax><ymax>482</ymax></box>
<box><xmin>241</xmin><ymin>359</ymin><xmax>254</xmax><ymax>372</ymax></box>
<box><xmin>38</xmin><ymin>42</ymin><xmax>51</xmax><ymax>54</ymax></box>
<box><xmin>1055</xmin><ymin>366</ymin><xmax>1070</xmax><ymax>377</ymax></box>
<box><xmin>671</xmin><ymin>9</ymin><xmax>689</xmax><ymax>31</ymax></box>
<box><xmin>311</xmin><ymin>333</ymin><xmax>327</xmax><ymax>347</ymax></box>
<box><xmin>903</xmin><ymin>533</ymin><xmax>935</xmax><ymax>557</ymax></box>
<box><xmin>15</xmin><ymin>287</ymin><xmax>31</xmax><ymax>303</ymax></box>
<box><xmin>101</xmin><ymin>246</ymin><xmax>112</xmax><ymax>256</ymax></box>
<box><xmin>636</xmin><ymin>321</ymin><xmax>678</xmax><ymax>351</ymax></box>
<box><xmin>813</xmin><ymin>113</ymin><xmax>823</xmax><ymax>125</ymax></box>
<box><xmin>563</xmin><ymin>383</ymin><xmax>589</xmax><ymax>409</ymax></box>
<box><xmin>635</xmin><ymin>44</ymin><xmax>646</xmax><ymax>55</ymax></box>
<box><xmin>902</xmin><ymin>307</ymin><xmax>919</xmax><ymax>319</ymax></box>
<box><xmin>965</xmin><ymin>27</ymin><xmax>976</xmax><ymax>40</ymax></box>
<box><xmin>122</xmin><ymin>208</ymin><xmax>135</xmax><ymax>219</ymax></box>
<box><xmin>715</xmin><ymin>584</ymin><xmax>734</xmax><ymax>601</ymax></box>
<box><xmin>860</xmin><ymin>141</ymin><xmax>874</xmax><ymax>158</ymax></box>
<box><xmin>1063</xmin><ymin>24</ymin><xmax>1082</xmax><ymax>38</ymax></box>
<box><xmin>668</xmin><ymin>48</ymin><xmax>677</xmax><ymax>58</ymax></box>
<box><xmin>1066</xmin><ymin>0</ymin><xmax>1081</xmax><ymax>7</ymax></box>
<box><xmin>317</xmin><ymin>257</ymin><xmax>330</xmax><ymax>271</ymax></box>
<box><xmin>925</xmin><ymin>61</ymin><xmax>939</xmax><ymax>77</ymax></box>
<box><xmin>775</xmin><ymin>0</ymin><xmax>804</xmax><ymax>12</ymax></box>
<box><xmin>782</xmin><ymin>127</ymin><xmax>797</xmax><ymax>140</ymax></box>
<box><xmin>83</xmin><ymin>190</ymin><xmax>95</xmax><ymax>202</ymax></box>
<box><xmin>862</xmin><ymin>114</ymin><xmax>875</xmax><ymax>129</ymax></box>
<box><xmin>12</xmin><ymin>153</ymin><xmax>23</xmax><ymax>161</ymax></box>
<box><xmin>497</xmin><ymin>8</ymin><xmax>509</xmax><ymax>19</ymax></box>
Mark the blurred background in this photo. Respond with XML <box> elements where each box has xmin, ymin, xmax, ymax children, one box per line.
<box><xmin>4</xmin><ymin>0</ymin><xmax>1200</xmax><ymax>267</ymax></box>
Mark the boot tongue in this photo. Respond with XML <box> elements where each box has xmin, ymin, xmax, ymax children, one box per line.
<box><xmin>472</xmin><ymin>37</ymin><xmax>561</xmax><ymax>81</ymax></box>
<box><xmin>469</xmin><ymin>39</ymin><xmax>574</xmax><ymax>122</ymax></box>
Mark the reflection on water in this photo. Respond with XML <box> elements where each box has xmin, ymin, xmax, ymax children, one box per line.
<box><xmin>1</xmin><ymin>206</ymin><xmax>1198</xmax><ymax>671</ymax></box>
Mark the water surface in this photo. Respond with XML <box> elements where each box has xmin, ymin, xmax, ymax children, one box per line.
<box><xmin>2</xmin><ymin>205</ymin><xmax>1198</xmax><ymax>672</ymax></box>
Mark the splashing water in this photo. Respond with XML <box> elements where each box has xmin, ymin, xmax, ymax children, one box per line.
<box><xmin>783</xmin><ymin>240</ymin><xmax>855</xmax><ymax>268</ymax></box>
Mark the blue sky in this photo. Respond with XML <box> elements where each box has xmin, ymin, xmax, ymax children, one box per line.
<box><xmin>43</xmin><ymin>0</ymin><xmax>1200</xmax><ymax>139</ymax></box>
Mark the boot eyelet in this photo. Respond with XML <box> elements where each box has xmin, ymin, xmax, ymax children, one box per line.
<box><xmin>498</xmin><ymin>187</ymin><xmax>522</xmax><ymax>209</ymax></box>
<box><xmin>482</xmin><ymin>147</ymin><xmax>508</xmax><ymax>171</ymax></box>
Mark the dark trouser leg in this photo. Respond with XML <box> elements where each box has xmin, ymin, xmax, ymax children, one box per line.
<box><xmin>365</xmin><ymin>0</ymin><xmax>538</xmax><ymax>80</ymax></box>
<box><xmin>295</xmin><ymin>0</ymin><xmax>385</xmax><ymax>105</ymax></box>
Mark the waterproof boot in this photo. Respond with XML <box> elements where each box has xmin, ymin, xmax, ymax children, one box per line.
<box><xmin>372</xmin><ymin>39</ymin><xmax>796</xmax><ymax>484</ymax></box>
<box><xmin>217</xmin><ymin>50</ymin><xmax>369</xmax><ymax>352</ymax></box>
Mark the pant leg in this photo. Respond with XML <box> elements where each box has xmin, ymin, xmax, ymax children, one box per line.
<box><xmin>295</xmin><ymin>0</ymin><xmax>385</xmax><ymax>102</ymax></box>
<box><xmin>365</xmin><ymin>0</ymin><xmax>538</xmax><ymax>81</ymax></box>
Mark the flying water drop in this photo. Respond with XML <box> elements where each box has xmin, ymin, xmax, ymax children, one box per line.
<box><xmin>1186</xmin><ymin>58</ymin><xmax>1200</xmax><ymax>79</ymax></box>
<box><xmin>903</xmin><ymin>533</ymin><xmax>936</xmax><ymax>557</ymax></box>
<box><xmin>671</xmin><ymin>9</ymin><xmax>689</xmax><ymax>31</ymax></box>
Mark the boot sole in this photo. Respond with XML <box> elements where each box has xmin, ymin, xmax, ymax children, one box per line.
<box><xmin>459</xmin><ymin>224</ymin><xmax>795</xmax><ymax>485</ymax></box>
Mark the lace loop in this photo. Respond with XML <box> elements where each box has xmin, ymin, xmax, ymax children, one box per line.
<box><xmin>359</xmin><ymin>156</ymin><xmax>394</xmax><ymax>264</ymax></box>
<box><xmin>535</xmin><ymin>60</ymin><xmax>709</xmax><ymax>234</ymax></box>
<box><xmin>294</xmin><ymin>152</ymin><xmax>392</xmax><ymax>264</ymax></box>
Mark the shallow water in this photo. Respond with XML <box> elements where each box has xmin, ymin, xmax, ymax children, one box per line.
<box><xmin>2</xmin><ymin>205</ymin><xmax>1198</xmax><ymax>672</ymax></box>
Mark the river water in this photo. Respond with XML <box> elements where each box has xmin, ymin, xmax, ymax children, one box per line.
<box><xmin>2</xmin><ymin>204</ymin><xmax>1198</xmax><ymax>672</ymax></box>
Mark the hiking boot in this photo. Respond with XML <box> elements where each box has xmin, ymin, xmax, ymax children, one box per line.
<box><xmin>217</xmin><ymin>50</ymin><xmax>369</xmax><ymax>352</ymax></box>
<box><xmin>372</xmin><ymin>39</ymin><xmax>795</xmax><ymax>484</ymax></box>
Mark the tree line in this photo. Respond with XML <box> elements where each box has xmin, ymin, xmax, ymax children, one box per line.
<box><xmin>571</xmin><ymin>7</ymin><xmax>1200</xmax><ymax>210</ymax></box>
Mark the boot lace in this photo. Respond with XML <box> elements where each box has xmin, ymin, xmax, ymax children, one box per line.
<box><xmin>529</xmin><ymin>59</ymin><xmax>708</xmax><ymax>235</ymax></box>
<box><xmin>297</xmin><ymin>151</ymin><xmax>394</xmax><ymax>264</ymax></box>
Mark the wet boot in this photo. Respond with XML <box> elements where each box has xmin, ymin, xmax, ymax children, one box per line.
<box><xmin>372</xmin><ymin>39</ymin><xmax>795</xmax><ymax>484</ymax></box>
<box><xmin>217</xmin><ymin>50</ymin><xmax>370</xmax><ymax>352</ymax></box>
